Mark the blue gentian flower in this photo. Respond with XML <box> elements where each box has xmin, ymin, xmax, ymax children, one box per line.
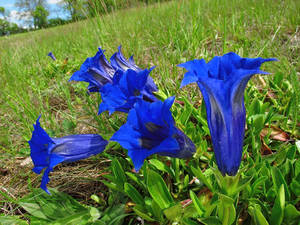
<box><xmin>179</xmin><ymin>52</ymin><xmax>277</xmax><ymax>176</ymax></box>
<box><xmin>99</xmin><ymin>68</ymin><xmax>157</xmax><ymax>115</ymax></box>
<box><xmin>110</xmin><ymin>45</ymin><xmax>158</xmax><ymax>95</ymax></box>
<box><xmin>111</xmin><ymin>97</ymin><xmax>196</xmax><ymax>171</ymax></box>
<box><xmin>70</xmin><ymin>46</ymin><xmax>158</xmax><ymax>96</ymax></box>
<box><xmin>28</xmin><ymin>116</ymin><xmax>108</xmax><ymax>194</ymax></box>
<box><xmin>47</xmin><ymin>52</ymin><xmax>56</xmax><ymax>61</ymax></box>
<box><xmin>69</xmin><ymin>47</ymin><xmax>115</xmax><ymax>92</ymax></box>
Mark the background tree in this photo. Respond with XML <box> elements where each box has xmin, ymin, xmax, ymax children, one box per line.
<box><xmin>15</xmin><ymin>0</ymin><xmax>48</xmax><ymax>13</ymax></box>
<box><xmin>48</xmin><ymin>18</ymin><xmax>67</xmax><ymax>27</ymax></box>
<box><xmin>15</xmin><ymin>0</ymin><xmax>48</xmax><ymax>27</ymax></box>
<box><xmin>60</xmin><ymin>0</ymin><xmax>85</xmax><ymax>21</ymax></box>
<box><xmin>33</xmin><ymin>5</ymin><xmax>49</xmax><ymax>28</ymax></box>
<box><xmin>0</xmin><ymin>7</ymin><xmax>5</xmax><ymax>16</ymax></box>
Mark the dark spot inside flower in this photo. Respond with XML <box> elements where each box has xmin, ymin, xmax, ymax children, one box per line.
<box><xmin>140</xmin><ymin>137</ymin><xmax>155</xmax><ymax>149</ymax></box>
<box><xmin>145</xmin><ymin>122</ymin><xmax>163</xmax><ymax>133</ymax></box>
<box><xmin>99</xmin><ymin>57</ymin><xmax>115</xmax><ymax>76</ymax></box>
<box><xmin>134</xmin><ymin>89</ymin><xmax>141</xmax><ymax>96</ymax></box>
<box><xmin>89</xmin><ymin>69</ymin><xmax>111</xmax><ymax>85</ymax></box>
<box><xmin>51</xmin><ymin>144</ymin><xmax>65</xmax><ymax>154</ymax></box>
<box><xmin>116</xmin><ymin>57</ymin><xmax>130</xmax><ymax>70</ymax></box>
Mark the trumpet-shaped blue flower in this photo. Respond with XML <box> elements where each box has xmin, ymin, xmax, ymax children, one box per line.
<box><xmin>99</xmin><ymin>68</ymin><xmax>157</xmax><ymax>115</ymax></box>
<box><xmin>111</xmin><ymin>97</ymin><xmax>196</xmax><ymax>171</ymax></box>
<box><xmin>29</xmin><ymin>116</ymin><xmax>108</xmax><ymax>194</ymax></box>
<box><xmin>47</xmin><ymin>52</ymin><xmax>56</xmax><ymax>61</ymax></box>
<box><xmin>179</xmin><ymin>52</ymin><xmax>277</xmax><ymax>176</ymax></box>
<box><xmin>110</xmin><ymin>45</ymin><xmax>158</xmax><ymax>95</ymax></box>
<box><xmin>69</xmin><ymin>47</ymin><xmax>115</xmax><ymax>92</ymax></box>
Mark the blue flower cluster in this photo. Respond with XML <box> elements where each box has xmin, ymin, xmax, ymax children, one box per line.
<box><xmin>32</xmin><ymin>47</ymin><xmax>196</xmax><ymax>193</ymax></box>
<box><xmin>32</xmin><ymin>48</ymin><xmax>276</xmax><ymax>193</ymax></box>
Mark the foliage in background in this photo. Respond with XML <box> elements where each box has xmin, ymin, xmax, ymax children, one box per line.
<box><xmin>33</xmin><ymin>5</ymin><xmax>49</xmax><ymax>29</ymax></box>
<box><xmin>0</xmin><ymin>0</ymin><xmax>299</xmax><ymax>224</ymax></box>
<box><xmin>0</xmin><ymin>0</ymin><xmax>170</xmax><ymax>36</ymax></box>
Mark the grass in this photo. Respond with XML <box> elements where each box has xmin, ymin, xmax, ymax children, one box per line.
<box><xmin>0</xmin><ymin>0</ymin><xmax>299</xmax><ymax>223</ymax></box>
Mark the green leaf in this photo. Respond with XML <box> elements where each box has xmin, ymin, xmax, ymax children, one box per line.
<box><xmin>111</xmin><ymin>158</ymin><xmax>127</xmax><ymax>187</ymax></box>
<box><xmin>217</xmin><ymin>195</ymin><xmax>235</xmax><ymax>225</ymax></box>
<box><xmin>283</xmin><ymin>204</ymin><xmax>300</xmax><ymax>224</ymax></box>
<box><xmin>270</xmin><ymin>184</ymin><xmax>285</xmax><ymax>225</ymax></box>
<box><xmin>181</xmin><ymin>218</ymin><xmax>201</xmax><ymax>225</ymax></box>
<box><xmin>0</xmin><ymin>215</ymin><xmax>28</xmax><ymax>225</ymax></box>
<box><xmin>18</xmin><ymin>188</ymin><xmax>94</xmax><ymax>224</ymax></box>
<box><xmin>271</xmin><ymin>167</ymin><xmax>290</xmax><ymax>200</ymax></box>
<box><xmin>251</xmin><ymin>176</ymin><xmax>268</xmax><ymax>196</ymax></box>
<box><xmin>18</xmin><ymin>202</ymin><xmax>49</xmax><ymax>220</ymax></box>
<box><xmin>124</xmin><ymin>182</ymin><xmax>144</xmax><ymax>205</ymax></box>
<box><xmin>99</xmin><ymin>204</ymin><xmax>126</xmax><ymax>225</ymax></box>
<box><xmin>191</xmin><ymin>166</ymin><xmax>214</xmax><ymax>191</ymax></box>
<box><xmin>101</xmin><ymin>180</ymin><xmax>122</xmax><ymax>193</ymax></box>
<box><xmin>248</xmin><ymin>204</ymin><xmax>269</xmax><ymax>225</ymax></box>
<box><xmin>290</xmin><ymin>179</ymin><xmax>300</xmax><ymax>196</ymax></box>
<box><xmin>133</xmin><ymin>204</ymin><xmax>156</xmax><ymax>222</ymax></box>
<box><xmin>294</xmin><ymin>160</ymin><xmax>300</xmax><ymax>177</ymax></box>
<box><xmin>147</xmin><ymin>169</ymin><xmax>174</xmax><ymax>210</ymax></box>
<box><xmin>91</xmin><ymin>194</ymin><xmax>100</xmax><ymax>203</ymax></box>
<box><xmin>198</xmin><ymin>217</ymin><xmax>222</xmax><ymax>225</ymax></box>
<box><xmin>89</xmin><ymin>207</ymin><xmax>101</xmax><ymax>221</ymax></box>
<box><xmin>163</xmin><ymin>203</ymin><xmax>182</xmax><ymax>221</ymax></box>
<box><xmin>249</xmin><ymin>114</ymin><xmax>265</xmax><ymax>132</ymax></box>
<box><xmin>249</xmin><ymin>98</ymin><xmax>262</xmax><ymax>115</ymax></box>
<box><xmin>48</xmin><ymin>210</ymin><xmax>91</xmax><ymax>225</ymax></box>
<box><xmin>189</xmin><ymin>190</ymin><xmax>204</xmax><ymax>217</ymax></box>
<box><xmin>149</xmin><ymin>158</ymin><xmax>173</xmax><ymax>176</ymax></box>
<box><xmin>125</xmin><ymin>172</ymin><xmax>145</xmax><ymax>189</ymax></box>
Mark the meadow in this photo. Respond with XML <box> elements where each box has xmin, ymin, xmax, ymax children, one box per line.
<box><xmin>0</xmin><ymin>0</ymin><xmax>299</xmax><ymax>224</ymax></box>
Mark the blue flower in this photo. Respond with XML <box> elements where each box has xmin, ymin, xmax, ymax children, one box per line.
<box><xmin>70</xmin><ymin>46</ymin><xmax>158</xmax><ymax>96</ymax></box>
<box><xmin>99</xmin><ymin>68</ymin><xmax>157</xmax><ymax>115</ymax></box>
<box><xmin>110</xmin><ymin>45</ymin><xmax>158</xmax><ymax>95</ymax></box>
<box><xmin>111</xmin><ymin>97</ymin><xmax>196</xmax><ymax>171</ymax></box>
<box><xmin>69</xmin><ymin>47</ymin><xmax>115</xmax><ymax>92</ymax></box>
<box><xmin>28</xmin><ymin>116</ymin><xmax>108</xmax><ymax>194</ymax></box>
<box><xmin>47</xmin><ymin>52</ymin><xmax>56</xmax><ymax>61</ymax></box>
<box><xmin>179</xmin><ymin>52</ymin><xmax>277</xmax><ymax>176</ymax></box>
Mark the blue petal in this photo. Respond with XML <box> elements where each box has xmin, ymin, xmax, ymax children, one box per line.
<box><xmin>144</xmin><ymin>66</ymin><xmax>158</xmax><ymax>93</ymax></box>
<box><xmin>160</xmin><ymin>127</ymin><xmax>196</xmax><ymax>158</ymax></box>
<box><xmin>161</xmin><ymin>96</ymin><xmax>176</xmax><ymax>127</ymax></box>
<box><xmin>29</xmin><ymin>115</ymin><xmax>56</xmax><ymax>174</ymax></box>
<box><xmin>110</xmin><ymin>45</ymin><xmax>141</xmax><ymax>72</ymax></box>
<box><xmin>128</xmin><ymin>137</ymin><xmax>179</xmax><ymax>171</ymax></box>
<box><xmin>99</xmin><ymin>69</ymin><xmax>155</xmax><ymax>114</ymax></box>
<box><xmin>180</xmin><ymin>71</ymin><xmax>198</xmax><ymax>88</ymax></box>
<box><xmin>110</xmin><ymin>123</ymin><xmax>141</xmax><ymax>150</ymax></box>
<box><xmin>126</xmin><ymin>69</ymin><xmax>149</xmax><ymax>95</ymax></box>
<box><xmin>51</xmin><ymin>134</ymin><xmax>108</xmax><ymax>162</ymax></box>
<box><xmin>98</xmin><ymin>83</ymin><xmax>128</xmax><ymax>114</ymax></box>
<box><xmin>178</xmin><ymin>59</ymin><xmax>208</xmax><ymax>88</ymax></box>
<box><xmin>110</xmin><ymin>46</ymin><xmax>158</xmax><ymax>97</ymax></box>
